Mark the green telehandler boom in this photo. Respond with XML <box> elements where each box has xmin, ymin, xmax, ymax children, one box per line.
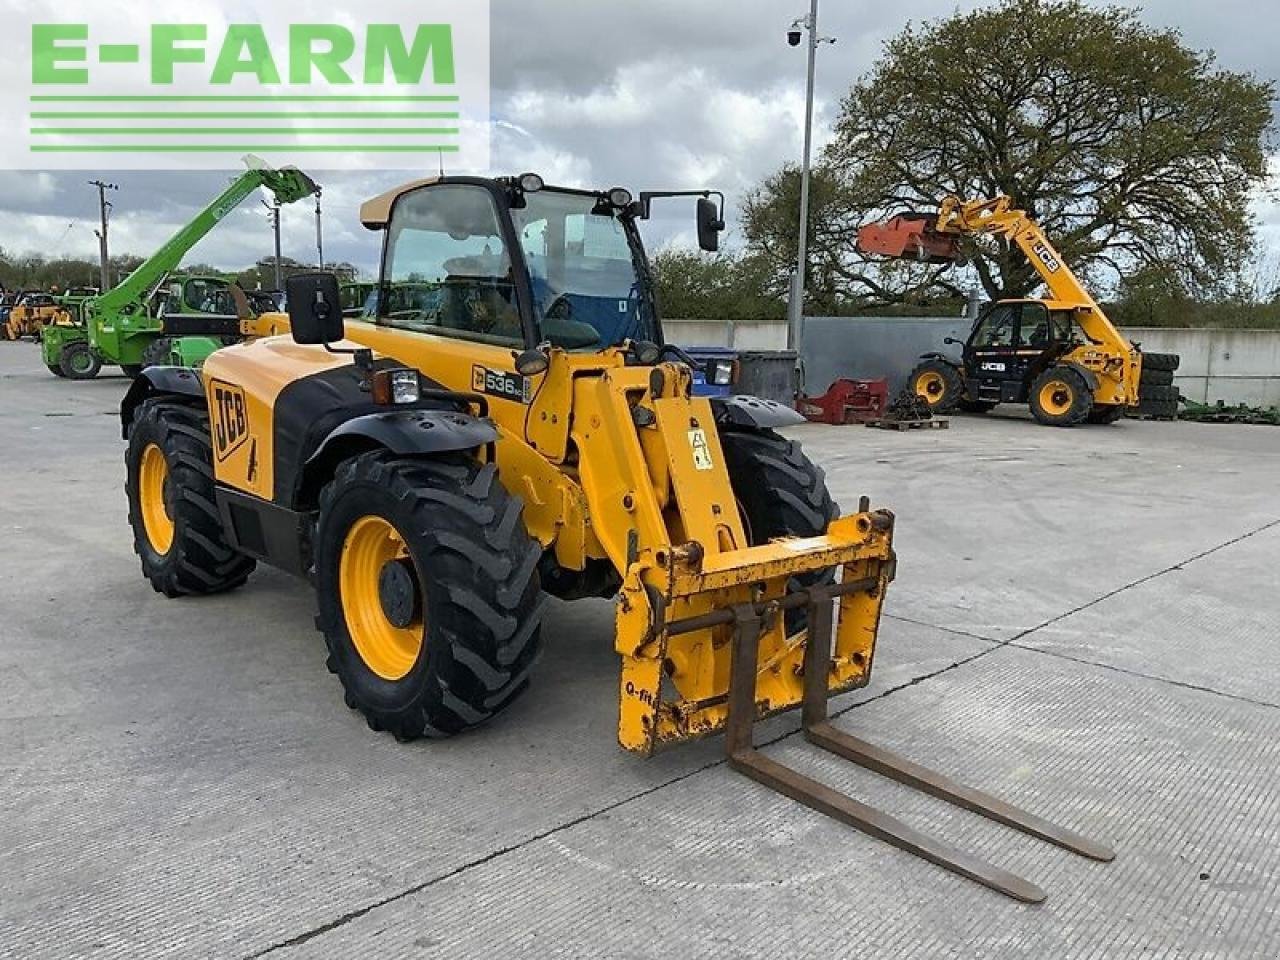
<box><xmin>42</xmin><ymin>156</ymin><xmax>319</xmax><ymax>380</ymax></box>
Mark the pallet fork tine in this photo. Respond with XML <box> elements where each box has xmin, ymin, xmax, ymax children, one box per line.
<box><xmin>713</xmin><ymin>584</ymin><xmax>1114</xmax><ymax>903</ymax></box>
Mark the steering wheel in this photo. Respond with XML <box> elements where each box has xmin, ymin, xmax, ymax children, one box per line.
<box><xmin>544</xmin><ymin>294</ymin><xmax>573</xmax><ymax>322</ymax></box>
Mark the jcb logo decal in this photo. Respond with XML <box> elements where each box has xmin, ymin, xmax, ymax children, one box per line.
<box><xmin>471</xmin><ymin>364</ymin><xmax>531</xmax><ymax>403</ymax></box>
<box><xmin>1033</xmin><ymin>241</ymin><xmax>1061</xmax><ymax>272</ymax></box>
<box><xmin>211</xmin><ymin>381</ymin><xmax>250</xmax><ymax>462</ymax></box>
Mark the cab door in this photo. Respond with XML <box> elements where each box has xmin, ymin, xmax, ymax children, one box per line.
<box><xmin>964</xmin><ymin>303</ymin><xmax>1021</xmax><ymax>403</ymax></box>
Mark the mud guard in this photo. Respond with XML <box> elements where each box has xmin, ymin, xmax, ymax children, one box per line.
<box><xmin>119</xmin><ymin>366</ymin><xmax>204</xmax><ymax>438</ymax></box>
<box><xmin>295</xmin><ymin>409</ymin><xmax>499</xmax><ymax>508</ymax></box>
<box><xmin>1061</xmin><ymin>362</ymin><xmax>1100</xmax><ymax>392</ymax></box>
<box><xmin>710</xmin><ymin>395</ymin><xmax>806</xmax><ymax>430</ymax></box>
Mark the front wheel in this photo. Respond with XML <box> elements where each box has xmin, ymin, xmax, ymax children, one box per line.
<box><xmin>1029</xmin><ymin>366</ymin><xmax>1093</xmax><ymax>426</ymax></box>
<box><xmin>315</xmin><ymin>453</ymin><xmax>545</xmax><ymax>741</ymax></box>
<box><xmin>907</xmin><ymin>358</ymin><xmax>964</xmax><ymax>412</ymax></box>
<box><xmin>721</xmin><ymin>429</ymin><xmax>839</xmax><ymax>634</ymax></box>
<box><xmin>60</xmin><ymin>341</ymin><xmax>101</xmax><ymax>380</ymax></box>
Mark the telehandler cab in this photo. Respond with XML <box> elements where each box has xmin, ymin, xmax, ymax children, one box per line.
<box><xmin>121</xmin><ymin>174</ymin><xmax>1111</xmax><ymax>901</ymax></box>
<box><xmin>858</xmin><ymin>197</ymin><xmax>1179</xmax><ymax>425</ymax></box>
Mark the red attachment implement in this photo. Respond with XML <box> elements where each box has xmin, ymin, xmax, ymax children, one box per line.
<box><xmin>856</xmin><ymin>213</ymin><xmax>960</xmax><ymax>264</ymax></box>
<box><xmin>797</xmin><ymin>378</ymin><xmax>889</xmax><ymax>424</ymax></box>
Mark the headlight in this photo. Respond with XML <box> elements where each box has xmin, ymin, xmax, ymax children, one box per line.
<box><xmin>372</xmin><ymin>367</ymin><xmax>421</xmax><ymax>405</ymax></box>
<box><xmin>607</xmin><ymin>187</ymin><xmax>633</xmax><ymax>208</ymax></box>
<box><xmin>390</xmin><ymin>369</ymin><xmax>420</xmax><ymax>404</ymax></box>
<box><xmin>518</xmin><ymin>172</ymin><xmax>544</xmax><ymax>192</ymax></box>
<box><xmin>710</xmin><ymin>360</ymin><xmax>735</xmax><ymax>386</ymax></box>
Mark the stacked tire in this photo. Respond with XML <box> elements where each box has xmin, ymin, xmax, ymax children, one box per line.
<box><xmin>1134</xmin><ymin>353</ymin><xmax>1180</xmax><ymax>420</ymax></box>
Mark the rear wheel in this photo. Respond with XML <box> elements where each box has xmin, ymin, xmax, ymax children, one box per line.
<box><xmin>45</xmin><ymin>363</ymin><xmax>66</xmax><ymax>378</ymax></box>
<box><xmin>60</xmin><ymin>341</ymin><xmax>101</xmax><ymax>380</ymax></box>
<box><xmin>315</xmin><ymin>452</ymin><xmax>544</xmax><ymax>740</ymax></box>
<box><xmin>1086</xmin><ymin>403</ymin><xmax>1125</xmax><ymax>424</ymax></box>
<box><xmin>1029</xmin><ymin>366</ymin><xmax>1092</xmax><ymax>426</ymax></box>
<box><xmin>125</xmin><ymin>399</ymin><xmax>256</xmax><ymax>597</ymax></box>
<box><xmin>721</xmin><ymin>429</ymin><xmax>839</xmax><ymax>634</ymax></box>
<box><xmin>907</xmin><ymin>358</ymin><xmax>964</xmax><ymax>412</ymax></box>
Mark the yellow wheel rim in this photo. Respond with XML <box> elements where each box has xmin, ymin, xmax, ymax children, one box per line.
<box><xmin>1038</xmin><ymin>380</ymin><xmax>1074</xmax><ymax>416</ymax></box>
<box><xmin>915</xmin><ymin>371</ymin><xmax>946</xmax><ymax>403</ymax></box>
<box><xmin>138</xmin><ymin>444</ymin><xmax>175</xmax><ymax>555</ymax></box>
<box><xmin>339</xmin><ymin>515</ymin><xmax>424</xmax><ymax>681</ymax></box>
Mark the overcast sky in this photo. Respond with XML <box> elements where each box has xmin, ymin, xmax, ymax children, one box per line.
<box><xmin>0</xmin><ymin>0</ymin><xmax>1275</xmax><ymax>282</ymax></box>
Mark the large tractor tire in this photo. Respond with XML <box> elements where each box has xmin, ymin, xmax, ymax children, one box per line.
<box><xmin>1029</xmin><ymin>366</ymin><xmax>1093</xmax><ymax>426</ymax></box>
<box><xmin>907</xmin><ymin>358</ymin><xmax>964</xmax><ymax>413</ymax></box>
<box><xmin>45</xmin><ymin>363</ymin><xmax>66</xmax><ymax>378</ymax></box>
<box><xmin>125</xmin><ymin>399</ymin><xmax>256</xmax><ymax>597</ymax></box>
<box><xmin>1139</xmin><ymin>384</ymin><xmax>1179</xmax><ymax>403</ymax></box>
<box><xmin>315</xmin><ymin>452</ymin><xmax>544</xmax><ymax>741</ymax></box>
<box><xmin>1140</xmin><ymin>368</ymin><xmax>1174</xmax><ymax>387</ymax></box>
<box><xmin>1086</xmin><ymin>404</ymin><xmax>1126</xmax><ymax>424</ymax></box>
<box><xmin>59</xmin><ymin>341</ymin><xmax>101</xmax><ymax>380</ymax></box>
<box><xmin>1134</xmin><ymin>399</ymin><xmax>1179</xmax><ymax>420</ymax></box>
<box><xmin>1142</xmin><ymin>352</ymin><xmax>1180</xmax><ymax>373</ymax></box>
<box><xmin>721</xmin><ymin>429</ymin><xmax>839</xmax><ymax>634</ymax></box>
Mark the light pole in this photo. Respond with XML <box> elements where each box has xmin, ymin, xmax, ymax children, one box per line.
<box><xmin>314</xmin><ymin>189</ymin><xmax>324</xmax><ymax>270</ymax></box>
<box><xmin>785</xmin><ymin>1</ymin><xmax>835</xmax><ymax>353</ymax></box>
<box><xmin>262</xmin><ymin>197</ymin><xmax>283</xmax><ymax>290</ymax></box>
<box><xmin>88</xmin><ymin>180</ymin><xmax>118</xmax><ymax>292</ymax></box>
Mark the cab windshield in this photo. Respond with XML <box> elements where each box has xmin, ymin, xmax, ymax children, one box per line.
<box><xmin>511</xmin><ymin>190</ymin><xmax>655</xmax><ymax>348</ymax></box>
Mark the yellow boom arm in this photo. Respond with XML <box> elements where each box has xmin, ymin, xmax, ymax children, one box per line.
<box><xmin>933</xmin><ymin>196</ymin><xmax>1135</xmax><ymax>365</ymax></box>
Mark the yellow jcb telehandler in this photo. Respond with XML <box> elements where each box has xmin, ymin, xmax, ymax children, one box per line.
<box><xmin>3</xmin><ymin>292</ymin><xmax>70</xmax><ymax>342</ymax></box>
<box><xmin>120</xmin><ymin>173</ymin><xmax>1111</xmax><ymax>900</ymax></box>
<box><xmin>858</xmin><ymin>197</ymin><xmax>1180</xmax><ymax>425</ymax></box>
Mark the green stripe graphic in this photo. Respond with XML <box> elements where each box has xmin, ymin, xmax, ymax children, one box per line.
<box><xmin>30</xmin><ymin>95</ymin><xmax>460</xmax><ymax>102</ymax></box>
<box><xmin>31</xmin><ymin>128</ymin><xmax>459</xmax><ymax>136</ymax></box>
<box><xmin>30</xmin><ymin>145</ymin><xmax>462</xmax><ymax>153</ymax></box>
<box><xmin>31</xmin><ymin>112</ymin><xmax>459</xmax><ymax>120</ymax></box>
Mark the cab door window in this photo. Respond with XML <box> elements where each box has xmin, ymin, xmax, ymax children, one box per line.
<box><xmin>1016</xmin><ymin>303</ymin><xmax>1052</xmax><ymax>348</ymax></box>
<box><xmin>971</xmin><ymin>304</ymin><xmax>1018</xmax><ymax>347</ymax></box>
<box><xmin>381</xmin><ymin>185</ymin><xmax>523</xmax><ymax>347</ymax></box>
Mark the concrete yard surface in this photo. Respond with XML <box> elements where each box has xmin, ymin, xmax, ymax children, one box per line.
<box><xmin>2</xmin><ymin>340</ymin><xmax>1278</xmax><ymax>959</ymax></box>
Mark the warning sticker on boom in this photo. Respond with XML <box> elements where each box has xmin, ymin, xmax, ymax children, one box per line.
<box><xmin>688</xmin><ymin>428</ymin><xmax>714</xmax><ymax>471</ymax></box>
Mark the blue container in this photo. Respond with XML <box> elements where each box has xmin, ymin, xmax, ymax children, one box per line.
<box><xmin>685</xmin><ymin>346</ymin><xmax>739</xmax><ymax>398</ymax></box>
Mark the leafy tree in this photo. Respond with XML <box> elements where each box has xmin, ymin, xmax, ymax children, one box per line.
<box><xmin>651</xmin><ymin>249</ymin><xmax>784</xmax><ymax>320</ymax></box>
<box><xmin>746</xmin><ymin>0</ymin><xmax>1274</xmax><ymax>307</ymax></box>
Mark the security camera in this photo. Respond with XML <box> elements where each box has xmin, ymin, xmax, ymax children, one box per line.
<box><xmin>787</xmin><ymin>29</ymin><xmax>802</xmax><ymax>46</ymax></box>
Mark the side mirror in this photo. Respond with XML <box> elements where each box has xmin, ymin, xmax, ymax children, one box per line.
<box><xmin>286</xmin><ymin>272</ymin><xmax>344</xmax><ymax>345</ymax></box>
<box><xmin>696</xmin><ymin>197</ymin><xmax>724</xmax><ymax>252</ymax></box>
<box><xmin>943</xmin><ymin>336</ymin><xmax>960</xmax><ymax>345</ymax></box>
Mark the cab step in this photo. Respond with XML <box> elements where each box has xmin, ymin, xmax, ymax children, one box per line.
<box><xmin>723</xmin><ymin>584</ymin><xmax>1113</xmax><ymax>902</ymax></box>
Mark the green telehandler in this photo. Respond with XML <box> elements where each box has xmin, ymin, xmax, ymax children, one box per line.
<box><xmin>42</xmin><ymin>157</ymin><xmax>319</xmax><ymax>380</ymax></box>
